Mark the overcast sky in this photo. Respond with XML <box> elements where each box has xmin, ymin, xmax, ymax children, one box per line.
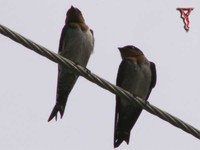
<box><xmin>1</xmin><ymin>0</ymin><xmax>200</xmax><ymax>150</ymax></box>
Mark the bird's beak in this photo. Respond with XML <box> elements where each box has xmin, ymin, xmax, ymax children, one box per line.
<box><xmin>71</xmin><ymin>5</ymin><xmax>75</xmax><ymax>9</ymax></box>
<box><xmin>118</xmin><ymin>47</ymin><xmax>123</xmax><ymax>51</ymax></box>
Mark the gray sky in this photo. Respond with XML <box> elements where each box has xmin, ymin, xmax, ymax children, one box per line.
<box><xmin>1</xmin><ymin>0</ymin><xmax>200</xmax><ymax>149</ymax></box>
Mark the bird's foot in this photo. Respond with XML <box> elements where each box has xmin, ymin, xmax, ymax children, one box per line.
<box><xmin>84</xmin><ymin>67</ymin><xmax>91</xmax><ymax>74</ymax></box>
<box><xmin>144</xmin><ymin>101</ymin><xmax>150</xmax><ymax>105</ymax></box>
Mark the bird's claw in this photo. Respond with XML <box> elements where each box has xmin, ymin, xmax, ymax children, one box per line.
<box><xmin>84</xmin><ymin>67</ymin><xmax>91</xmax><ymax>74</ymax></box>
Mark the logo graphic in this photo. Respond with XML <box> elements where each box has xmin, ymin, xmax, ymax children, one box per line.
<box><xmin>177</xmin><ymin>8</ymin><xmax>194</xmax><ymax>31</ymax></box>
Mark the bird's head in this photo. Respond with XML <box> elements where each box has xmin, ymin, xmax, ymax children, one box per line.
<box><xmin>118</xmin><ymin>45</ymin><xmax>144</xmax><ymax>59</ymax></box>
<box><xmin>65</xmin><ymin>6</ymin><xmax>85</xmax><ymax>24</ymax></box>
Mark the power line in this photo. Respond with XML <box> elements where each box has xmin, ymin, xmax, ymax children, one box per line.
<box><xmin>0</xmin><ymin>24</ymin><xmax>200</xmax><ymax>140</ymax></box>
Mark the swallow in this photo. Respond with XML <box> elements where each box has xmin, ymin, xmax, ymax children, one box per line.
<box><xmin>48</xmin><ymin>6</ymin><xmax>94</xmax><ymax>122</ymax></box>
<box><xmin>114</xmin><ymin>45</ymin><xmax>156</xmax><ymax>148</ymax></box>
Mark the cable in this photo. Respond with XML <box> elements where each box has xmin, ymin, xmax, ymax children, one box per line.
<box><xmin>1</xmin><ymin>24</ymin><xmax>200</xmax><ymax>140</ymax></box>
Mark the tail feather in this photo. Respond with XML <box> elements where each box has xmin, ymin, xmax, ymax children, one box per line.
<box><xmin>114</xmin><ymin>131</ymin><xmax>130</xmax><ymax>148</ymax></box>
<box><xmin>48</xmin><ymin>69</ymin><xmax>78</xmax><ymax>122</ymax></box>
<box><xmin>48</xmin><ymin>103</ymin><xmax>66</xmax><ymax>122</ymax></box>
<box><xmin>114</xmin><ymin>97</ymin><xmax>143</xmax><ymax>148</ymax></box>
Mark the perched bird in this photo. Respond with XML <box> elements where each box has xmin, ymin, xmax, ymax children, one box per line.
<box><xmin>114</xmin><ymin>45</ymin><xmax>156</xmax><ymax>148</ymax></box>
<box><xmin>48</xmin><ymin>6</ymin><xmax>94</xmax><ymax>122</ymax></box>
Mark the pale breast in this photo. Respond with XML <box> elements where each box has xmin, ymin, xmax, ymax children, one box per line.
<box><xmin>60</xmin><ymin>28</ymin><xmax>94</xmax><ymax>67</ymax></box>
<box><xmin>120</xmin><ymin>60</ymin><xmax>152</xmax><ymax>100</ymax></box>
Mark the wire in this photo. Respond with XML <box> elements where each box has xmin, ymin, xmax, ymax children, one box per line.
<box><xmin>0</xmin><ymin>24</ymin><xmax>200</xmax><ymax>140</ymax></box>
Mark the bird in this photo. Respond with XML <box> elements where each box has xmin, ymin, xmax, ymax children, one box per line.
<box><xmin>48</xmin><ymin>6</ymin><xmax>94</xmax><ymax>122</ymax></box>
<box><xmin>114</xmin><ymin>45</ymin><xmax>156</xmax><ymax>148</ymax></box>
